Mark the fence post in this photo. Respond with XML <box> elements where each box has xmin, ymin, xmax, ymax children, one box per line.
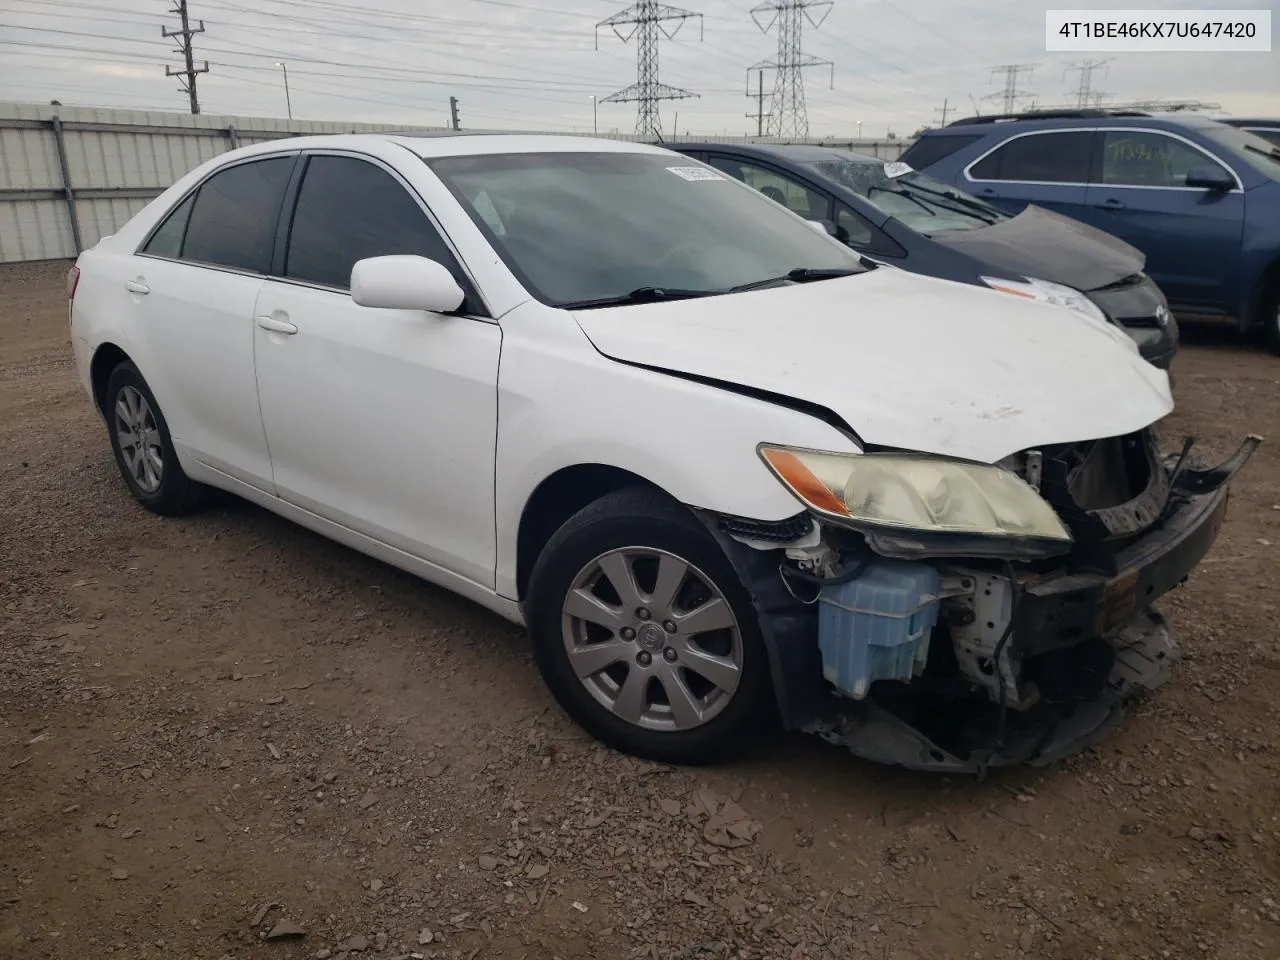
<box><xmin>50</xmin><ymin>115</ymin><xmax>83</xmax><ymax>255</ymax></box>
<box><xmin>226</xmin><ymin>124</ymin><xmax>240</xmax><ymax>149</ymax></box>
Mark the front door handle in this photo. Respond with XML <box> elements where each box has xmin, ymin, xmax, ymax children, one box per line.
<box><xmin>1100</xmin><ymin>197</ymin><xmax>1126</xmax><ymax>209</ymax></box>
<box><xmin>125</xmin><ymin>280</ymin><xmax>150</xmax><ymax>295</ymax></box>
<box><xmin>255</xmin><ymin>314</ymin><xmax>298</xmax><ymax>335</ymax></box>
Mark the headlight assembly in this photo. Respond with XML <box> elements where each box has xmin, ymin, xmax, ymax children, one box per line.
<box><xmin>982</xmin><ymin>275</ymin><xmax>1109</xmax><ymax>326</ymax></box>
<box><xmin>758</xmin><ymin>445</ymin><xmax>1073</xmax><ymax>547</ymax></box>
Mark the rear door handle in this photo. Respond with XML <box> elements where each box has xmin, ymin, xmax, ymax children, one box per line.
<box><xmin>125</xmin><ymin>280</ymin><xmax>150</xmax><ymax>295</ymax></box>
<box><xmin>255</xmin><ymin>314</ymin><xmax>298</xmax><ymax>335</ymax></box>
<box><xmin>1100</xmin><ymin>197</ymin><xmax>1126</xmax><ymax>209</ymax></box>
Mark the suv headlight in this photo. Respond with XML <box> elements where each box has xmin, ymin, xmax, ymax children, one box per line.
<box><xmin>758</xmin><ymin>445</ymin><xmax>1072</xmax><ymax>544</ymax></box>
<box><xmin>981</xmin><ymin>275</ymin><xmax>1109</xmax><ymax>326</ymax></box>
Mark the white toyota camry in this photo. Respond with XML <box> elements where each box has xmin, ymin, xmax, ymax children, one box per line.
<box><xmin>68</xmin><ymin>134</ymin><xmax>1258</xmax><ymax>774</ymax></box>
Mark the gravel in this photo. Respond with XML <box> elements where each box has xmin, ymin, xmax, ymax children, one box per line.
<box><xmin>1</xmin><ymin>260</ymin><xmax>1278</xmax><ymax>959</ymax></box>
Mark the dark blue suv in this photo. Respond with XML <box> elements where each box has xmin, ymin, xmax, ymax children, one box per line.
<box><xmin>900</xmin><ymin>110</ymin><xmax>1280</xmax><ymax>352</ymax></box>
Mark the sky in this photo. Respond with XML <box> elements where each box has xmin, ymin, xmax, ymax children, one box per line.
<box><xmin>2</xmin><ymin>0</ymin><xmax>1277</xmax><ymax>137</ymax></box>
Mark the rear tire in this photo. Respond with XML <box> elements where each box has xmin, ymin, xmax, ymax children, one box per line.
<box><xmin>105</xmin><ymin>361</ymin><xmax>210</xmax><ymax>515</ymax></box>
<box><xmin>525</xmin><ymin>487</ymin><xmax>772</xmax><ymax>765</ymax></box>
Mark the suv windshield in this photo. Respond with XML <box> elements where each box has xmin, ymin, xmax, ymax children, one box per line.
<box><xmin>428</xmin><ymin>151</ymin><xmax>866</xmax><ymax>308</ymax></box>
<box><xmin>811</xmin><ymin>157</ymin><xmax>1009</xmax><ymax>236</ymax></box>
<box><xmin>1199</xmin><ymin>124</ymin><xmax>1280</xmax><ymax>179</ymax></box>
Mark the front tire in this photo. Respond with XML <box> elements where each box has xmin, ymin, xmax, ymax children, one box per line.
<box><xmin>525</xmin><ymin>487</ymin><xmax>772</xmax><ymax>765</ymax></box>
<box><xmin>105</xmin><ymin>360</ymin><xmax>210</xmax><ymax>515</ymax></box>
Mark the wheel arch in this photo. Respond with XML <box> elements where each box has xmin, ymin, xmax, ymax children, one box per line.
<box><xmin>515</xmin><ymin>463</ymin><xmax>669</xmax><ymax>601</ymax></box>
<box><xmin>89</xmin><ymin>341</ymin><xmax>133</xmax><ymax>417</ymax></box>
<box><xmin>1246</xmin><ymin>253</ymin><xmax>1280</xmax><ymax>328</ymax></box>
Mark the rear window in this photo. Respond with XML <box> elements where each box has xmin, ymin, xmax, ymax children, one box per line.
<box><xmin>897</xmin><ymin>134</ymin><xmax>984</xmax><ymax>171</ymax></box>
<box><xmin>968</xmin><ymin>131</ymin><xmax>1093</xmax><ymax>183</ymax></box>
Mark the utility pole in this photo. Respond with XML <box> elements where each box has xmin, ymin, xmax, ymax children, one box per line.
<box><xmin>163</xmin><ymin>0</ymin><xmax>208</xmax><ymax>115</ymax></box>
<box><xmin>745</xmin><ymin>67</ymin><xmax>770</xmax><ymax>136</ymax></box>
<box><xmin>748</xmin><ymin>1</ymin><xmax>834</xmax><ymax>140</ymax></box>
<box><xmin>275</xmin><ymin>61</ymin><xmax>292</xmax><ymax>119</ymax></box>
<box><xmin>1065</xmin><ymin>58</ymin><xmax>1111</xmax><ymax>108</ymax></box>
<box><xmin>449</xmin><ymin>96</ymin><xmax>460</xmax><ymax>131</ymax></box>
<box><xmin>934</xmin><ymin>97</ymin><xmax>951</xmax><ymax>126</ymax></box>
<box><xmin>986</xmin><ymin>63</ymin><xmax>1037</xmax><ymax>114</ymax></box>
<box><xmin>595</xmin><ymin>1</ymin><xmax>704</xmax><ymax>139</ymax></box>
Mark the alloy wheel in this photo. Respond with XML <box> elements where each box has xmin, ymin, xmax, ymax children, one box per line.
<box><xmin>114</xmin><ymin>385</ymin><xmax>164</xmax><ymax>493</ymax></box>
<box><xmin>560</xmin><ymin>547</ymin><xmax>743</xmax><ymax>732</ymax></box>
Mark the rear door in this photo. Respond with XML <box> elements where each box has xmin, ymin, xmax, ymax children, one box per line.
<box><xmin>962</xmin><ymin>129</ymin><xmax>1094</xmax><ymax>220</ymax></box>
<box><xmin>130</xmin><ymin>153</ymin><xmax>296</xmax><ymax>489</ymax></box>
<box><xmin>1080</xmin><ymin>129</ymin><xmax>1244</xmax><ymax>310</ymax></box>
<box><xmin>251</xmin><ymin>152</ymin><xmax>501</xmax><ymax>586</ymax></box>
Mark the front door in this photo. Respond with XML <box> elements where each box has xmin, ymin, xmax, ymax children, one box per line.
<box><xmin>1080</xmin><ymin>130</ymin><xmax>1245</xmax><ymax>311</ymax></box>
<box><xmin>251</xmin><ymin>153</ymin><xmax>501</xmax><ymax>586</ymax></box>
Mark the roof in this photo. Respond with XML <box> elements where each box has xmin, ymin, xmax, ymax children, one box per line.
<box><xmin>920</xmin><ymin>108</ymin><xmax>1230</xmax><ymax>136</ymax></box>
<box><xmin>217</xmin><ymin>132</ymin><xmax>677</xmax><ymax>160</ymax></box>
<box><xmin>670</xmin><ymin>141</ymin><xmax>882</xmax><ymax>165</ymax></box>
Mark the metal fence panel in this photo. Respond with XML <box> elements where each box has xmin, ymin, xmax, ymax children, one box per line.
<box><xmin>0</xmin><ymin>100</ymin><xmax>913</xmax><ymax>263</ymax></box>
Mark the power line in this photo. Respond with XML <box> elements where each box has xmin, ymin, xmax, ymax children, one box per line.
<box><xmin>162</xmin><ymin>0</ymin><xmax>208</xmax><ymax>114</ymax></box>
<box><xmin>595</xmin><ymin>1</ymin><xmax>704</xmax><ymax>138</ymax></box>
<box><xmin>986</xmin><ymin>63</ymin><xmax>1036</xmax><ymax>114</ymax></box>
<box><xmin>748</xmin><ymin>0</ymin><xmax>833</xmax><ymax>139</ymax></box>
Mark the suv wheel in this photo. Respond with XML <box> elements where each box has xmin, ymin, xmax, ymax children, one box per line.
<box><xmin>525</xmin><ymin>487</ymin><xmax>772</xmax><ymax>764</ymax></box>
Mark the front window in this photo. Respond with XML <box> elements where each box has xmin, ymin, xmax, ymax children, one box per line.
<box><xmin>427</xmin><ymin>151</ymin><xmax>865</xmax><ymax>308</ymax></box>
<box><xmin>1199</xmin><ymin>124</ymin><xmax>1280</xmax><ymax>179</ymax></box>
<box><xmin>814</xmin><ymin>158</ymin><xmax>1008</xmax><ymax>236</ymax></box>
<box><xmin>1098</xmin><ymin>130</ymin><xmax>1231</xmax><ymax>187</ymax></box>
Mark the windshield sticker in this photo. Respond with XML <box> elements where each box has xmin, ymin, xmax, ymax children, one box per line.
<box><xmin>882</xmin><ymin>161</ymin><xmax>913</xmax><ymax>178</ymax></box>
<box><xmin>666</xmin><ymin>166</ymin><xmax>725</xmax><ymax>182</ymax></box>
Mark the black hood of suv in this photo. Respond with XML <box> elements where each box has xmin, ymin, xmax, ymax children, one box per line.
<box><xmin>930</xmin><ymin>204</ymin><xmax>1146</xmax><ymax>292</ymax></box>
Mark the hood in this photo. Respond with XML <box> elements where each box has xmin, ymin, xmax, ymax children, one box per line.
<box><xmin>930</xmin><ymin>205</ymin><xmax>1146</xmax><ymax>292</ymax></box>
<box><xmin>571</xmin><ymin>267</ymin><xmax>1173</xmax><ymax>465</ymax></box>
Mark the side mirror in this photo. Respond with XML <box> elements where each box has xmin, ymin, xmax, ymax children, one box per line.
<box><xmin>350</xmin><ymin>255</ymin><xmax>466</xmax><ymax>313</ymax></box>
<box><xmin>1184</xmin><ymin>165</ymin><xmax>1234</xmax><ymax>192</ymax></box>
<box><xmin>807</xmin><ymin>218</ymin><xmax>839</xmax><ymax>237</ymax></box>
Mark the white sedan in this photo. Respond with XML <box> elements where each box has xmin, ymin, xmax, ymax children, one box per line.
<box><xmin>68</xmin><ymin>134</ymin><xmax>1258</xmax><ymax>774</ymax></box>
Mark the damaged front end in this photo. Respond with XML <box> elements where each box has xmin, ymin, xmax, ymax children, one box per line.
<box><xmin>708</xmin><ymin>430</ymin><xmax>1261</xmax><ymax>776</ymax></box>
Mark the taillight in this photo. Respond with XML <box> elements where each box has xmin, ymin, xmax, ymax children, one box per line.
<box><xmin>66</xmin><ymin>265</ymin><xmax>80</xmax><ymax>300</ymax></box>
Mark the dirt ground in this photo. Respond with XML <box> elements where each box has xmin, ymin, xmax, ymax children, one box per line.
<box><xmin>1</xmin><ymin>259</ymin><xmax>1278</xmax><ymax>960</ymax></box>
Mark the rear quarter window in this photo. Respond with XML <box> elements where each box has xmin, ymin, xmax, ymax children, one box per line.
<box><xmin>897</xmin><ymin>134</ymin><xmax>984</xmax><ymax>170</ymax></box>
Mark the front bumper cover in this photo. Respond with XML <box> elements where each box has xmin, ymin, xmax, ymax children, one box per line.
<box><xmin>805</xmin><ymin>606</ymin><xmax>1178</xmax><ymax>775</ymax></box>
<box><xmin>707</xmin><ymin>434</ymin><xmax>1260</xmax><ymax>775</ymax></box>
<box><xmin>1016</xmin><ymin>434</ymin><xmax>1260</xmax><ymax>657</ymax></box>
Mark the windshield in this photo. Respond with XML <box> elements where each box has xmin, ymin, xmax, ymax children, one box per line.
<box><xmin>810</xmin><ymin>157</ymin><xmax>1009</xmax><ymax>236</ymax></box>
<box><xmin>427</xmin><ymin>151</ymin><xmax>866</xmax><ymax>308</ymax></box>
<box><xmin>1199</xmin><ymin>124</ymin><xmax>1280</xmax><ymax>179</ymax></box>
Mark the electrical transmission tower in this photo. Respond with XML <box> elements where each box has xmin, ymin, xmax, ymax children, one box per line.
<box><xmin>1065</xmin><ymin>59</ymin><xmax>1111</xmax><ymax>108</ymax></box>
<box><xmin>595</xmin><ymin>1</ymin><xmax>703</xmax><ymax>139</ymax></box>
<box><xmin>163</xmin><ymin>0</ymin><xmax>208</xmax><ymax>115</ymax></box>
<box><xmin>748</xmin><ymin>1</ymin><xmax>833</xmax><ymax>139</ymax></box>
<box><xmin>986</xmin><ymin>63</ymin><xmax>1036</xmax><ymax>114</ymax></box>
